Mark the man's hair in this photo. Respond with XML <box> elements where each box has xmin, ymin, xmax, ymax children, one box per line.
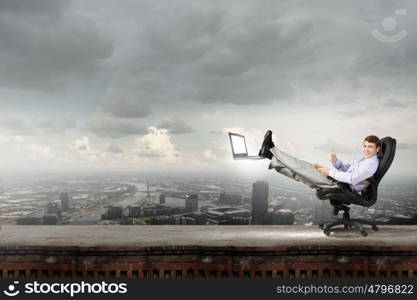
<box><xmin>364</xmin><ymin>135</ymin><xmax>381</xmax><ymax>148</ymax></box>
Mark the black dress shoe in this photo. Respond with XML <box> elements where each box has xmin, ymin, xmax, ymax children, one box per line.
<box><xmin>258</xmin><ymin>130</ymin><xmax>274</xmax><ymax>159</ymax></box>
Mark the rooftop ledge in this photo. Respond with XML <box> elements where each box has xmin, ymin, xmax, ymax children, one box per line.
<box><xmin>1</xmin><ymin>225</ymin><xmax>417</xmax><ymax>254</ymax></box>
<box><xmin>2</xmin><ymin>226</ymin><xmax>417</xmax><ymax>279</ymax></box>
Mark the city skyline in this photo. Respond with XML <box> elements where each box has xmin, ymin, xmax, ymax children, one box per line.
<box><xmin>0</xmin><ymin>0</ymin><xmax>416</xmax><ymax>179</ymax></box>
<box><xmin>2</xmin><ymin>173</ymin><xmax>416</xmax><ymax>226</ymax></box>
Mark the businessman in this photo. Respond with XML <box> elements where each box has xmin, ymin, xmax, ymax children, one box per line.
<box><xmin>258</xmin><ymin>131</ymin><xmax>380</xmax><ymax>194</ymax></box>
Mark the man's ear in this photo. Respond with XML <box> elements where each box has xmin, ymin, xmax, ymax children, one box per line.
<box><xmin>376</xmin><ymin>146</ymin><xmax>381</xmax><ymax>153</ymax></box>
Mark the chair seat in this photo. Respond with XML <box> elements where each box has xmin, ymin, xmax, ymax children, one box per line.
<box><xmin>316</xmin><ymin>183</ymin><xmax>374</xmax><ymax>207</ymax></box>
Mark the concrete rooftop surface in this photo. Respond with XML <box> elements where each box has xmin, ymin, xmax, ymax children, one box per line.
<box><xmin>1</xmin><ymin>225</ymin><xmax>417</xmax><ymax>251</ymax></box>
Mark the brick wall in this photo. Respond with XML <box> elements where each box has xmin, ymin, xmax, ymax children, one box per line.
<box><xmin>1</xmin><ymin>245</ymin><xmax>417</xmax><ymax>278</ymax></box>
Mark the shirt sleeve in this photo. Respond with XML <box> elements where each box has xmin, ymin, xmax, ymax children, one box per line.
<box><xmin>333</xmin><ymin>159</ymin><xmax>351</xmax><ymax>172</ymax></box>
<box><xmin>329</xmin><ymin>158</ymin><xmax>378</xmax><ymax>186</ymax></box>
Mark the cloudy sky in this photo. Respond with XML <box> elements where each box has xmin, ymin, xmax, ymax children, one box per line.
<box><xmin>0</xmin><ymin>0</ymin><xmax>416</xmax><ymax>178</ymax></box>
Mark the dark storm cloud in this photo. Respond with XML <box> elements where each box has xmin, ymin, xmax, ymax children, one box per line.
<box><xmin>2</xmin><ymin>0</ymin><xmax>417</xmax><ymax>138</ymax></box>
<box><xmin>0</xmin><ymin>0</ymin><xmax>70</xmax><ymax>16</ymax></box>
<box><xmin>348</xmin><ymin>1</ymin><xmax>417</xmax><ymax>94</ymax></box>
<box><xmin>157</xmin><ymin>117</ymin><xmax>193</xmax><ymax>135</ymax></box>
<box><xmin>98</xmin><ymin>0</ymin><xmax>417</xmax><ymax>120</ymax></box>
<box><xmin>100</xmin><ymin>1</ymin><xmax>320</xmax><ymax>118</ymax></box>
<box><xmin>85</xmin><ymin>112</ymin><xmax>147</xmax><ymax>138</ymax></box>
<box><xmin>0</xmin><ymin>0</ymin><xmax>114</xmax><ymax>92</ymax></box>
<box><xmin>33</xmin><ymin>114</ymin><xmax>76</xmax><ymax>134</ymax></box>
<box><xmin>352</xmin><ymin>46</ymin><xmax>417</xmax><ymax>85</ymax></box>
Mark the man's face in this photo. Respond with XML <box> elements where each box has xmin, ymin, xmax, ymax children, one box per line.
<box><xmin>362</xmin><ymin>141</ymin><xmax>380</xmax><ymax>158</ymax></box>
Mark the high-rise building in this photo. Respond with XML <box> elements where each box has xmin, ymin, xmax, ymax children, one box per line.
<box><xmin>60</xmin><ymin>192</ymin><xmax>71</xmax><ymax>211</ymax></box>
<box><xmin>185</xmin><ymin>194</ymin><xmax>198</xmax><ymax>212</ymax></box>
<box><xmin>251</xmin><ymin>181</ymin><xmax>269</xmax><ymax>225</ymax></box>
<box><xmin>273</xmin><ymin>209</ymin><xmax>295</xmax><ymax>225</ymax></box>
<box><xmin>16</xmin><ymin>217</ymin><xmax>42</xmax><ymax>225</ymax></box>
<box><xmin>47</xmin><ymin>200</ymin><xmax>62</xmax><ymax>219</ymax></box>
<box><xmin>159</xmin><ymin>194</ymin><xmax>166</xmax><ymax>205</ymax></box>
<box><xmin>103</xmin><ymin>206</ymin><xmax>123</xmax><ymax>220</ymax></box>
<box><xmin>47</xmin><ymin>201</ymin><xmax>61</xmax><ymax>214</ymax></box>
<box><xmin>128</xmin><ymin>206</ymin><xmax>142</xmax><ymax>218</ymax></box>
<box><xmin>42</xmin><ymin>214</ymin><xmax>59</xmax><ymax>225</ymax></box>
<box><xmin>262</xmin><ymin>211</ymin><xmax>274</xmax><ymax>225</ymax></box>
<box><xmin>146</xmin><ymin>180</ymin><xmax>151</xmax><ymax>198</ymax></box>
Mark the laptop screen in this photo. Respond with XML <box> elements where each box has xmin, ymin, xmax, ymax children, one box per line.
<box><xmin>229</xmin><ymin>133</ymin><xmax>247</xmax><ymax>155</ymax></box>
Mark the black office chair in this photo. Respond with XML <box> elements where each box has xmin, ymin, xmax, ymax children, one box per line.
<box><xmin>316</xmin><ymin>137</ymin><xmax>396</xmax><ymax>236</ymax></box>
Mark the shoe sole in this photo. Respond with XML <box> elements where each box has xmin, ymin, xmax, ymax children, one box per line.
<box><xmin>259</xmin><ymin>130</ymin><xmax>273</xmax><ymax>157</ymax></box>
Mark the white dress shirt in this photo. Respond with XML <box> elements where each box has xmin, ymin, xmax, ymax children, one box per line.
<box><xmin>328</xmin><ymin>155</ymin><xmax>379</xmax><ymax>192</ymax></box>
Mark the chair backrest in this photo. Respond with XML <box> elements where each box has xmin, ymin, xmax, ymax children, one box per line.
<box><xmin>374</xmin><ymin>137</ymin><xmax>397</xmax><ymax>183</ymax></box>
<box><xmin>365</xmin><ymin>136</ymin><xmax>396</xmax><ymax>203</ymax></box>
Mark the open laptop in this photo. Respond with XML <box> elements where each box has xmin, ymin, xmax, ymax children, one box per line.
<box><xmin>228</xmin><ymin>132</ymin><xmax>264</xmax><ymax>160</ymax></box>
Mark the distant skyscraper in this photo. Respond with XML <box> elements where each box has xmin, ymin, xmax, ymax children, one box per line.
<box><xmin>104</xmin><ymin>206</ymin><xmax>123</xmax><ymax>219</ymax></box>
<box><xmin>262</xmin><ymin>211</ymin><xmax>275</xmax><ymax>225</ymax></box>
<box><xmin>60</xmin><ymin>192</ymin><xmax>71</xmax><ymax>211</ymax></box>
<box><xmin>147</xmin><ymin>180</ymin><xmax>151</xmax><ymax>198</ymax></box>
<box><xmin>251</xmin><ymin>181</ymin><xmax>269</xmax><ymax>225</ymax></box>
<box><xmin>47</xmin><ymin>201</ymin><xmax>61</xmax><ymax>214</ymax></box>
<box><xmin>47</xmin><ymin>200</ymin><xmax>62</xmax><ymax>219</ymax></box>
<box><xmin>185</xmin><ymin>194</ymin><xmax>198</xmax><ymax>212</ymax></box>
<box><xmin>128</xmin><ymin>206</ymin><xmax>142</xmax><ymax>218</ymax></box>
<box><xmin>159</xmin><ymin>194</ymin><xmax>166</xmax><ymax>205</ymax></box>
<box><xmin>42</xmin><ymin>214</ymin><xmax>59</xmax><ymax>225</ymax></box>
<box><xmin>16</xmin><ymin>217</ymin><xmax>42</xmax><ymax>225</ymax></box>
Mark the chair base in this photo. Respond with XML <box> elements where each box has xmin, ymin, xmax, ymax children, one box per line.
<box><xmin>318</xmin><ymin>204</ymin><xmax>378</xmax><ymax>237</ymax></box>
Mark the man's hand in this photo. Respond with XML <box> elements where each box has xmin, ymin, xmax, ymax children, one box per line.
<box><xmin>329</xmin><ymin>150</ymin><xmax>337</xmax><ymax>163</ymax></box>
<box><xmin>318</xmin><ymin>167</ymin><xmax>329</xmax><ymax>177</ymax></box>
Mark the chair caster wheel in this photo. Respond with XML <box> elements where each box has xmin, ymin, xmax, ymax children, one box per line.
<box><xmin>319</xmin><ymin>224</ymin><xmax>324</xmax><ymax>229</ymax></box>
<box><xmin>360</xmin><ymin>231</ymin><xmax>368</xmax><ymax>237</ymax></box>
<box><xmin>372</xmin><ymin>225</ymin><xmax>378</xmax><ymax>231</ymax></box>
<box><xmin>323</xmin><ymin>229</ymin><xmax>331</xmax><ymax>236</ymax></box>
